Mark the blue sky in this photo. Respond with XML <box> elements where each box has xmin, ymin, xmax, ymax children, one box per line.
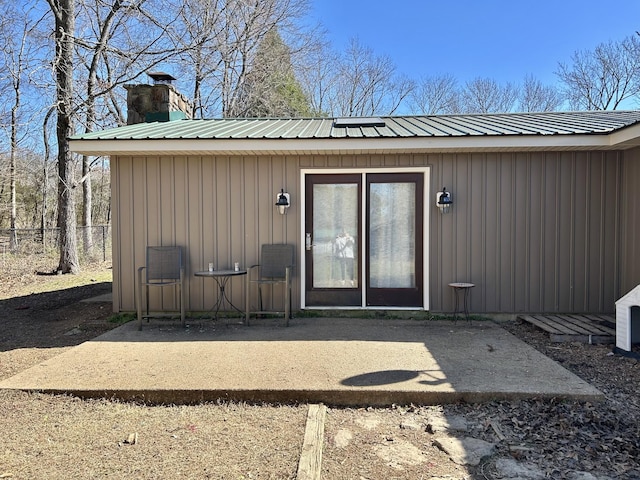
<box><xmin>310</xmin><ymin>0</ymin><xmax>640</xmax><ymax>88</ymax></box>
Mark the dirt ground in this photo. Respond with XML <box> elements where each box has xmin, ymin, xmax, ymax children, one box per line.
<box><xmin>0</xmin><ymin>260</ymin><xmax>639</xmax><ymax>479</ymax></box>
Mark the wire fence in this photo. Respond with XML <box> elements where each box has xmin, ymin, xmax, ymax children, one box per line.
<box><xmin>0</xmin><ymin>226</ymin><xmax>112</xmax><ymax>264</ymax></box>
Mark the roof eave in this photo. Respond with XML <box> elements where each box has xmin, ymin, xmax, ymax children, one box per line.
<box><xmin>608</xmin><ymin>122</ymin><xmax>640</xmax><ymax>148</ymax></box>
<box><xmin>68</xmin><ymin>133</ymin><xmax>630</xmax><ymax>157</ymax></box>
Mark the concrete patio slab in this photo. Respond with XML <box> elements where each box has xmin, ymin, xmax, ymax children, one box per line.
<box><xmin>0</xmin><ymin>318</ymin><xmax>602</xmax><ymax>406</ymax></box>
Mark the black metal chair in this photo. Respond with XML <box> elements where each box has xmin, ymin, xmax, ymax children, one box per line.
<box><xmin>246</xmin><ymin>244</ymin><xmax>294</xmax><ymax>326</ymax></box>
<box><xmin>136</xmin><ymin>246</ymin><xmax>185</xmax><ymax>330</ymax></box>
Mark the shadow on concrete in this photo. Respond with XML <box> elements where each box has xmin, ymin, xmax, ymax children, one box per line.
<box><xmin>341</xmin><ymin>369</ymin><xmax>421</xmax><ymax>386</ymax></box>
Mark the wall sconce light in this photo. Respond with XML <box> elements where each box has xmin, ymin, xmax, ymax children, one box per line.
<box><xmin>436</xmin><ymin>187</ymin><xmax>453</xmax><ymax>214</ymax></box>
<box><xmin>275</xmin><ymin>189</ymin><xmax>290</xmax><ymax>215</ymax></box>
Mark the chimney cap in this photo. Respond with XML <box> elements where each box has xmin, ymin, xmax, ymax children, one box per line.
<box><xmin>147</xmin><ymin>71</ymin><xmax>176</xmax><ymax>84</ymax></box>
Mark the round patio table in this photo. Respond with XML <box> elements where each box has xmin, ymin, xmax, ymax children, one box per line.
<box><xmin>195</xmin><ymin>269</ymin><xmax>247</xmax><ymax>324</ymax></box>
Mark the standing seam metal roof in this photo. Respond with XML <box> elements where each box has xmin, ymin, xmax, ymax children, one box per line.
<box><xmin>70</xmin><ymin>110</ymin><xmax>640</xmax><ymax>141</ymax></box>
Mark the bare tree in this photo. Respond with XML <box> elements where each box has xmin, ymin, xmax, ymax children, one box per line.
<box><xmin>328</xmin><ymin>38</ymin><xmax>414</xmax><ymax>116</ymax></box>
<box><xmin>409</xmin><ymin>73</ymin><xmax>460</xmax><ymax>114</ymax></box>
<box><xmin>174</xmin><ymin>0</ymin><xmax>310</xmax><ymax>118</ymax></box>
<box><xmin>41</xmin><ymin>106</ymin><xmax>56</xmax><ymax>243</ymax></box>
<box><xmin>223</xmin><ymin>0</ymin><xmax>310</xmax><ymax>118</ymax></box>
<box><xmin>73</xmin><ymin>0</ymin><xmax>182</xmax><ymax>256</ymax></box>
<box><xmin>556</xmin><ymin>35</ymin><xmax>640</xmax><ymax>110</ymax></box>
<box><xmin>460</xmin><ymin>77</ymin><xmax>519</xmax><ymax>113</ymax></box>
<box><xmin>0</xmin><ymin>7</ymin><xmax>26</xmax><ymax>248</ymax></box>
<box><xmin>173</xmin><ymin>0</ymin><xmax>224</xmax><ymax>118</ymax></box>
<box><xmin>518</xmin><ymin>74</ymin><xmax>564</xmax><ymax>112</ymax></box>
<box><xmin>0</xmin><ymin>2</ymin><xmax>46</xmax><ymax>249</ymax></box>
<box><xmin>46</xmin><ymin>0</ymin><xmax>79</xmax><ymax>273</ymax></box>
<box><xmin>295</xmin><ymin>32</ymin><xmax>336</xmax><ymax>116</ymax></box>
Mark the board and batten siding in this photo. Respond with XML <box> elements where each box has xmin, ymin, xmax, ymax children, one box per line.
<box><xmin>112</xmin><ymin>154</ymin><xmax>300</xmax><ymax>314</ymax></box>
<box><xmin>620</xmin><ymin>147</ymin><xmax>640</xmax><ymax>299</ymax></box>
<box><xmin>433</xmin><ymin>150</ymin><xmax>621</xmax><ymax>314</ymax></box>
<box><xmin>111</xmin><ymin>148</ymin><xmax>638</xmax><ymax>315</ymax></box>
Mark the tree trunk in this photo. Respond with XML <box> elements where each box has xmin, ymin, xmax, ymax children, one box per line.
<box><xmin>57</xmin><ymin>139</ymin><xmax>79</xmax><ymax>273</ymax></box>
<box><xmin>51</xmin><ymin>0</ymin><xmax>79</xmax><ymax>274</ymax></box>
<box><xmin>9</xmin><ymin>138</ymin><xmax>17</xmax><ymax>251</ymax></box>
<box><xmin>41</xmin><ymin>160</ymin><xmax>47</xmax><ymax>249</ymax></box>
<box><xmin>9</xmin><ymin>50</ymin><xmax>19</xmax><ymax>252</ymax></box>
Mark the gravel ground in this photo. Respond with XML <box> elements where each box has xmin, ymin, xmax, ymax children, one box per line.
<box><xmin>0</xmin><ymin>262</ymin><xmax>639</xmax><ymax>479</ymax></box>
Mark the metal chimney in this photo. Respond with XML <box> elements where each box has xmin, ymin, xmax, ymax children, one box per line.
<box><xmin>147</xmin><ymin>71</ymin><xmax>177</xmax><ymax>85</ymax></box>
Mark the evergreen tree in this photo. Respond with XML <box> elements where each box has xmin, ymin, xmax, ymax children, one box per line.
<box><xmin>236</xmin><ymin>29</ymin><xmax>313</xmax><ymax>118</ymax></box>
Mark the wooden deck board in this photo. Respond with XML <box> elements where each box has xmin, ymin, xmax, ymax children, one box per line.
<box><xmin>532</xmin><ymin>315</ymin><xmax>579</xmax><ymax>334</ymax></box>
<box><xmin>518</xmin><ymin>313</ymin><xmax>615</xmax><ymax>344</ymax></box>
<box><xmin>547</xmin><ymin>315</ymin><xmax>593</xmax><ymax>335</ymax></box>
<box><xmin>518</xmin><ymin>315</ymin><xmax>566</xmax><ymax>334</ymax></box>
<box><xmin>583</xmin><ymin>314</ymin><xmax>616</xmax><ymax>326</ymax></box>
<box><xmin>563</xmin><ymin>314</ymin><xmax>616</xmax><ymax>335</ymax></box>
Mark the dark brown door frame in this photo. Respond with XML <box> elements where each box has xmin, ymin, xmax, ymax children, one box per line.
<box><xmin>302</xmin><ymin>169</ymin><xmax>428</xmax><ymax>309</ymax></box>
<box><xmin>304</xmin><ymin>174</ymin><xmax>362</xmax><ymax>307</ymax></box>
<box><xmin>365</xmin><ymin>172</ymin><xmax>424</xmax><ymax>307</ymax></box>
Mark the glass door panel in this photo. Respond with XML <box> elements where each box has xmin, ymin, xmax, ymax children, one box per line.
<box><xmin>305</xmin><ymin>174</ymin><xmax>362</xmax><ymax>306</ymax></box>
<box><xmin>369</xmin><ymin>182</ymin><xmax>416</xmax><ymax>288</ymax></box>
<box><xmin>312</xmin><ymin>183</ymin><xmax>359</xmax><ymax>288</ymax></box>
<box><xmin>366</xmin><ymin>173</ymin><xmax>423</xmax><ymax>307</ymax></box>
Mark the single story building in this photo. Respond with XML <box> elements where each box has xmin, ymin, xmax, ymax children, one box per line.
<box><xmin>69</xmin><ymin>83</ymin><xmax>640</xmax><ymax>317</ymax></box>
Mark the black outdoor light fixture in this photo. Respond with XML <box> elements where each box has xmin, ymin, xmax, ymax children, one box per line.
<box><xmin>436</xmin><ymin>187</ymin><xmax>453</xmax><ymax>214</ymax></box>
<box><xmin>275</xmin><ymin>189</ymin><xmax>290</xmax><ymax>215</ymax></box>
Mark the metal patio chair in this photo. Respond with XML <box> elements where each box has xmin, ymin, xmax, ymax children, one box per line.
<box><xmin>246</xmin><ymin>244</ymin><xmax>294</xmax><ymax>326</ymax></box>
<box><xmin>136</xmin><ymin>246</ymin><xmax>185</xmax><ymax>330</ymax></box>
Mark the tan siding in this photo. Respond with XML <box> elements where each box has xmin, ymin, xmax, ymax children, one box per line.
<box><xmin>123</xmin><ymin>158</ymin><xmax>141</xmax><ymax>305</ymax></box>
<box><xmin>186</xmin><ymin>157</ymin><xmax>204</xmax><ymax>309</ymax></box>
<box><xmin>424</xmin><ymin>150</ymin><xmax>622</xmax><ymax>314</ymax></box>
<box><xmin>603</xmin><ymin>152</ymin><xmax>621</xmax><ymax>308</ymax></box>
<box><xmin>512</xmin><ymin>153</ymin><xmax>528</xmax><ymax>310</ymax></box>
<box><xmin>528</xmin><ymin>153</ymin><xmax>543</xmax><ymax>311</ymax></box>
<box><xmin>620</xmin><ymin>148</ymin><xmax>640</xmax><ymax>297</ymax></box>
<box><xmin>557</xmin><ymin>152</ymin><xmax>574</xmax><ymax>311</ymax></box>
<box><xmin>111</xmin><ymin>150</ymin><xmax>629</xmax><ymax>314</ymax></box>
<box><xmin>497</xmin><ymin>154</ymin><xmax>515</xmax><ymax>311</ymax></box>
<box><xmin>542</xmin><ymin>153</ymin><xmax>558</xmax><ymax>311</ymax></box>
<box><xmin>110</xmin><ymin>158</ymin><xmax>122</xmax><ymax>311</ymax></box>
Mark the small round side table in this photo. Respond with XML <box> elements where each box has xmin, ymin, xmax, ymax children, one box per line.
<box><xmin>448</xmin><ymin>282</ymin><xmax>475</xmax><ymax>323</ymax></box>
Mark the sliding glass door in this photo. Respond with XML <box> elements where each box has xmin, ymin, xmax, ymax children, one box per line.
<box><xmin>305</xmin><ymin>172</ymin><xmax>424</xmax><ymax>308</ymax></box>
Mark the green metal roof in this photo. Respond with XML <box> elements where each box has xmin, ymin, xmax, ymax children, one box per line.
<box><xmin>71</xmin><ymin>111</ymin><xmax>640</xmax><ymax>141</ymax></box>
<box><xmin>69</xmin><ymin>110</ymin><xmax>640</xmax><ymax>156</ymax></box>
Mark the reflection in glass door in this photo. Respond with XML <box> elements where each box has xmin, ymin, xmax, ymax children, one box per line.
<box><xmin>305</xmin><ymin>174</ymin><xmax>362</xmax><ymax>306</ymax></box>
<box><xmin>312</xmin><ymin>184</ymin><xmax>358</xmax><ymax>288</ymax></box>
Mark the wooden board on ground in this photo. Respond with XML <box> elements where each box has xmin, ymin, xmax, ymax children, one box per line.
<box><xmin>557</xmin><ymin>314</ymin><xmax>615</xmax><ymax>335</ymax></box>
<box><xmin>297</xmin><ymin>404</ymin><xmax>327</xmax><ymax>480</ymax></box>
<box><xmin>518</xmin><ymin>314</ymin><xmax>615</xmax><ymax>344</ymax></box>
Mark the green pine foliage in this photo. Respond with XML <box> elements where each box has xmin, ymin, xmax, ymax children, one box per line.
<box><xmin>238</xmin><ymin>29</ymin><xmax>314</xmax><ymax>118</ymax></box>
